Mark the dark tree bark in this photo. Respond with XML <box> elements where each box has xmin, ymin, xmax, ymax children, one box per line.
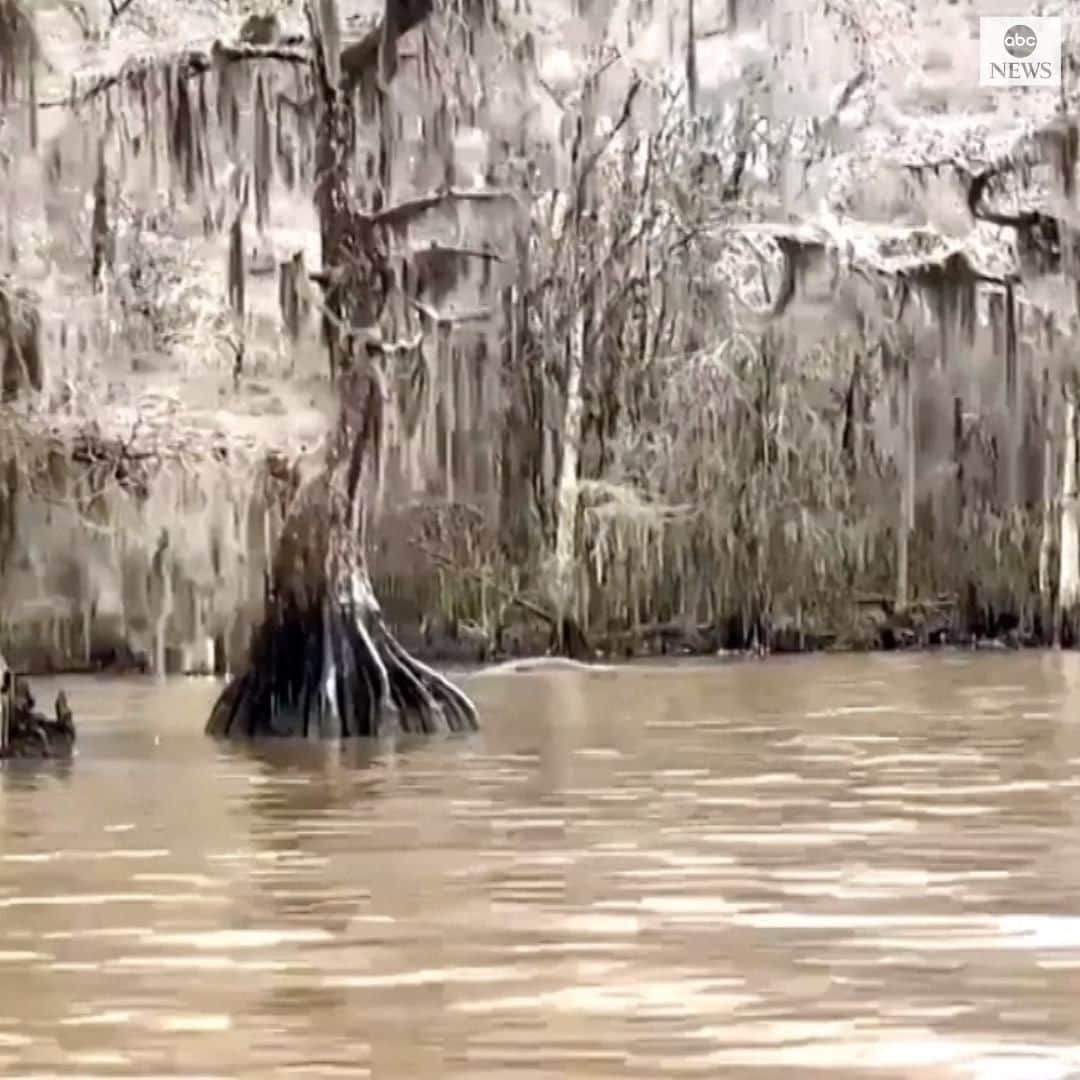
<box><xmin>1</xmin><ymin>666</ymin><xmax>75</xmax><ymax>758</ymax></box>
<box><xmin>206</xmin><ymin>0</ymin><xmax>480</xmax><ymax>739</ymax></box>
<box><xmin>205</xmin><ymin>471</ymin><xmax>478</xmax><ymax>737</ymax></box>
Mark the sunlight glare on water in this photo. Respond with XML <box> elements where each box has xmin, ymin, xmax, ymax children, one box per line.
<box><xmin>2</xmin><ymin>652</ymin><xmax>1080</xmax><ymax>1077</ymax></box>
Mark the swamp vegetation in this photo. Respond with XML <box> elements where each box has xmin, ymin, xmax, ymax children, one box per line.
<box><xmin>0</xmin><ymin>0</ymin><xmax>1079</xmax><ymax>709</ymax></box>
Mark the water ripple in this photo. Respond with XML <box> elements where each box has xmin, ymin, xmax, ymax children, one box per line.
<box><xmin>1</xmin><ymin>654</ymin><xmax>1079</xmax><ymax>1076</ymax></box>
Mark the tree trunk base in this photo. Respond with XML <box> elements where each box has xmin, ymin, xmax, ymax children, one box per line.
<box><xmin>1</xmin><ymin>675</ymin><xmax>76</xmax><ymax>759</ymax></box>
<box><xmin>553</xmin><ymin>616</ymin><xmax>592</xmax><ymax>661</ymax></box>
<box><xmin>205</xmin><ymin>583</ymin><xmax>479</xmax><ymax>739</ymax></box>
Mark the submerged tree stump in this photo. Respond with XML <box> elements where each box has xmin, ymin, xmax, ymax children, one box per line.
<box><xmin>0</xmin><ymin>665</ymin><xmax>75</xmax><ymax>759</ymax></box>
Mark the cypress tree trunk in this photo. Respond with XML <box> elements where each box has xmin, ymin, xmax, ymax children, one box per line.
<box><xmin>206</xmin><ymin>0</ymin><xmax>478</xmax><ymax>739</ymax></box>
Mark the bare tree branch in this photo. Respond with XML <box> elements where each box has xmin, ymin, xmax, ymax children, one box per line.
<box><xmin>573</xmin><ymin>75</ymin><xmax>642</xmax><ymax>211</ymax></box>
<box><xmin>365</xmin><ymin>187</ymin><xmax>516</xmax><ymax>231</ymax></box>
<box><xmin>412</xmin><ymin>242</ymin><xmax>502</xmax><ymax>263</ymax></box>
<box><xmin>408</xmin><ymin>298</ymin><xmax>493</xmax><ymax>326</ymax></box>
<box><xmin>308</xmin><ymin>230</ymin><xmax>505</xmax><ymax>290</ymax></box>
<box><xmin>107</xmin><ymin>0</ymin><xmax>137</xmax><ymax>27</ymax></box>
<box><xmin>41</xmin><ymin>41</ymin><xmax>309</xmax><ymax>108</ymax></box>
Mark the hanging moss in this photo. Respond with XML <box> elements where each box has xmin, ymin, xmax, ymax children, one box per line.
<box><xmin>277</xmin><ymin>250</ymin><xmax>310</xmax><ymax>341</ymax></box>
<box><xmin>90</xmin><ymin>133</ymin><xmax>111</xmax><ymax>289</ymax></box>
<box><xmin>0</xmin><ymin>277</ymin><xmax>41</xmax><ymax>399</ymax></box>
<box><xmin>166</xmin><ymin>60</ymin><xmax>202</xmax><ymax>197</ymax></box>
<box><xmin>0</xmin><ymin>0</ymin><xmax>37</xmax><ymax>107</ymax></box>
<box><xmin>909</xmin><ymin>252</ymin><xmax>978</xmax><ymax>360</ymax></box>
<box><xmin>227</xmin><ymin>172</ymin><xmax>247</xmax><ymax>378</ymax></box>
<box><xmin>10</xmin><ymin>0</ymin><xmax>1076</xmax><ymax>672</ymax></box>
<box><xmin>0</xmin><ymin>455</ymin><xmax>17</xmax><ymax>575</ymax></box>
<box><xmin>198</xmin><ymin>77</ymin><xmax>216</xmax><ymax>192</ymax></box>
<box><xmin>253</xmin><ymin>75</ymin><xmax>272</xmax><ymax>231</ymax></box>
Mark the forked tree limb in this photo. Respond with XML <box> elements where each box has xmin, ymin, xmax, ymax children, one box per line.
<box><xmin>107</xmin><ymin>0</ymin><xmax>136</xmax><ymax>23</ymax></box>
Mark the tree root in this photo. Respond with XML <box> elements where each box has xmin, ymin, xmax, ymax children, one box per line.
<box><xmin>205</xmin><ymin>581</ymin><xmax>478</xmax><ymax>739</ymax></box>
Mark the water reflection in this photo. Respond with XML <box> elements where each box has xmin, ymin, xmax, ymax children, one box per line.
<box><xmin>0</xmin><ymin>655</ymin><xmax>1079</xmax><ymax>1074</ymax></box>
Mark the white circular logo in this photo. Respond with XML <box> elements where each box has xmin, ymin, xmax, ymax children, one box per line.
<box><xmin>1004</xmin><ymin>24</ymin><xmax>1037</xmax><ymax>58</ymax></box>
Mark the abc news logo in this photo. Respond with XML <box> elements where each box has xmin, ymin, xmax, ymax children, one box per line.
<box><xmin>995</xmin><ymin>23</ymin><xmax>1052</xmax><ymax>78</ymax></box>
<box><xmin>980</xmin><ymin>16</ymin><xmax>1062</xmax><ymax>87</ymax></box>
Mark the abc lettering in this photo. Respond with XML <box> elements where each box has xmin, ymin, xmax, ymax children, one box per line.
<box><xmin>1004</xmin><ymin>33</ymin><xmax>1036</xmax><ymax>47</ymax></box>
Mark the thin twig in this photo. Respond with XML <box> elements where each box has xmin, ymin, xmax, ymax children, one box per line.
<box><xmin>412</xmin><ymin>242</ymin><xmax>502</xmax><ymax>262</ymax></box>
<box><xmin>411</xmin><ymin>540</ymin><xmax>556</xmax><ymax>626</ymax></box>
<box><xmin>408</xmin><ymin>298</ymin><xmax>493</xmax><ymax>326</ymax></box>
<box><xmin>573</xmin><ymin>76</ymin><xmax>643</xmax><ymax>212</ymax></box>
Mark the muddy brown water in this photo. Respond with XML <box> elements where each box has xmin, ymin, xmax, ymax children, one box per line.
<box><xmin>3</xmin><ymin>653</ymin><xmax>1080</xmax><ymax>1077</ymax></box>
